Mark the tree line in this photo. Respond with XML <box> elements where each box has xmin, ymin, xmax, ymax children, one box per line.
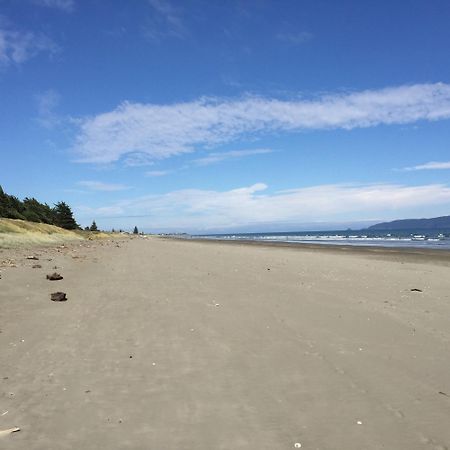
<box><xmin>0</xmin><ymin>185</ymin><xmax>79</xmax><ymax>230</ymax></box>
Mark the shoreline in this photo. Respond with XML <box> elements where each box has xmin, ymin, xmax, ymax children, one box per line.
<box><xmin>163</xmin><ymin>236</ymin><xmax>450</xmax><ymax>264</ymax></box>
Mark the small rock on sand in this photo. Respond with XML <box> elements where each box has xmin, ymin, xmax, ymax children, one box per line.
<box><xmin>51</xmin><ymin>292</ymin><xmax>67</xmax><ymax>302</ymax></box>
<box><xmin>47</xmin><ymin>273</ymin><xmax>63</xmax><ymax>281</ymax></box>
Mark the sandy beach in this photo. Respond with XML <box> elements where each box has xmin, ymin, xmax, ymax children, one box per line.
<box><xmin>1</xmin><ymin>236</ymin><xmax>450</xmax><ymax>449</ymax></box>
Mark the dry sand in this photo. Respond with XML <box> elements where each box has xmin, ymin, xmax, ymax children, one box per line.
<box><xmin>1</xmin><ymin>236</ymin><xmax>450</xmax><ymax>449</ymax></box>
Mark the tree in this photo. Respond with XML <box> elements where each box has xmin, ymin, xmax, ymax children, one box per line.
<box><xmin>4</xmin><ymin>194</ymin><xmax>26</xmax><ymax>220</ymax></box>
<box><xmin>53</xmin><ymin>202</ymin><xmax>79</xmax><ymax>230</ymax></box>
<box><xmin>23</xmin><ymin>198</ymin><xmax>53</xmax><ymax>224</ymax></box>
<box><xmin>0</xmin><ymin>185</ymin><xmax>9</xmax><ymax>218</ymax></box>
<box><xmin>89</xmin><ymin>220</ymin><xmax>98</xmax><ymax>232</ymax></box>
<box><xmin>133</xmin><ymin>226</ymin><xmax>139</xmax><ymax>234</ymax></box>
<box><xmin>0</xmin><ymin>187</ymin><xmax>80</xmax><ymax>227</ymax></box>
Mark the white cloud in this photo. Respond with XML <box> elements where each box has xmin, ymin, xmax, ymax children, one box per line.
<box><xmin>146</xmin><ymin>170</ymin><xmax>171</xmax><ymax>177</ymax></box>
<box><xmin>123</xmin><ymin>153</ymin><xmax>156</xmax><ymax>167</ymax></box>
<box><xmin>276</xmin><ymin>31</ymin><xmax>313</xmax><ymax>45</ymax></box>
<box><xmin>144</xmin><ymin>0</ymin><xmax>186</xmax><ymax>41</ymax></box>
<box><xmin>73</xmin><ymin>83</ymin><xmax>450</xmax><ymax>164</ymax></box>
<box><xmin>0</xmin><ymin>18</ymin><xmax>58</xmax><ymax>68</ymax></box>
<box><xmin>31</xmin><ymin>0</ymin><xmax>75</xmax><ymax>12</ymax></box>
<box><xmin>403</xmin><ymin>161</ymin><xmax>450</xmax><ymax>171</ymax></box>
<box><xmin>35</xmin><ymin>89</ymin><xmax>61</xmax><ymax>128</ymax></box>
<box><xmin>144</xmin><ymin>148</ymin><xmax>272</xmax><ymax>176</ymax></box>
<box><xmin>78</xmin><ymin>181</ymin><xmax>130</xmax><ymax>192</ymax></box>
<box><xmin>75</xmin><ymin>182</ymin><xmax>450</xmax><ymax>231</ymax></box>
<box><xmin>193</xmin><ymin>148</ymin><xmax>273</xmax><ymax>166</ymax></box>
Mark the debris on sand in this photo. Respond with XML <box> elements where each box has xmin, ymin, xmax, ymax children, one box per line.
<box><xmin>26</xmin><ymin>256</ymin><xmax>39</xmax><ymax>260</ymax></box>
<box><xmin>410</xmin><ymin>288</ymin><xmax>423</xmax><ymax>292</ymax></box>
<box><xmin>51</xmin><ymin>292</ymin><xmax>67</xmax><ymax>302</ymax></box>
<box><xmin>1</xmin><ymin>259</ymin><xmax>16</xmax><ymax>268</ymax></box>
<box><xmin>32</xmin><ymin>264</ymin><xmax>42</xmax><ymax>269</ymax></box>
<box><xmin>46</xmin><ymin>273</ymin><xmax>63</xmax><ymax>281</ymax></box>
<box><xmin>0</xmin><ymin>427</ymin><xmax>20</xmax><ymax>437</ymax></box>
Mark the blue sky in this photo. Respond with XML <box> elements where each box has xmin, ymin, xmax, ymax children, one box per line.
<box><xmin>1</xmin><ymin>0</ymin><xmax>450</xmax><ymax>232</ymax></box>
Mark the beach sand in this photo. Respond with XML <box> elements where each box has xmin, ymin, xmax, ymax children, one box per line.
<box><xmin>1</xmin><ymin>236</ymin><xmax>450</xmax><ymax>449</ymax></box>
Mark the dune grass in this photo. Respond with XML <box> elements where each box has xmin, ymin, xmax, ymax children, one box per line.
<box><xmin>0</xmin><ymin>218</ymin><xmax>110</xmax><ymax>248</ymax></box>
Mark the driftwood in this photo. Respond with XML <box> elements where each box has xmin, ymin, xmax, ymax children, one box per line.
<box><xmin>0</xmin><ymin>427</ymin><xmax>20</xmax><ymax>437</ymax></box>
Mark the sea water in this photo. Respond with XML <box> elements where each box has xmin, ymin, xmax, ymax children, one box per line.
<box><xmin>191</xmin><ymin>229</ymin><xmax>450</xmax><ymax>250</ymax></box>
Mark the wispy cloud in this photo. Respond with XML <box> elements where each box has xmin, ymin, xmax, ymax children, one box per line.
<box><xmin>276</xmin><ymin>31</ymin><xmax>313</xmax><ymax>45</ymax></box>
<box><xmin>35</xmin><ymin>89</ymin><xmax>61</xmax><ymax>128</ymax></box>
<box><xmin>122</xmin><ymin>153</ymin><xmax>156</xmax><ymax>167</ymax></box>
<box><xmin>193</xmin><ymin>148</ymin><xmax>274</xmax><ymax>166</ymax></box>
<box><xmin>31</xmin><ymin>0</ymin><xmax>75</xmax><ymax>12</ymax></box>
<box><xmin>75</xmin><ymin>182</ymin><xmax>450</xmax><ymax>231</ymax></box>
<box><xmin>145</xmin><ymin>170</ymin><xmax>171</xmax><ymax>177</ymax></box>
<box><xmin>403</xmin><ymin>161</ymin><xmax>450</xmax><ymax>171</ymax></box>
<box><xmin>78</xmin><ymin>181</ymin><xmax>130</xmax><ymax>192</ymax></box>
<box><xmin>0</xmin><ymin>17</ymin><xmax>59</xmax><ymax>68</ymax></box>
<box><xmin>72</xmin><ymin>83</ymin><xmax>450</xmax><ymax>164</ymax></box>
<box><xmin>143</xmin><ymin>148</ymin><xmax>272</xmax><ymax>176</ymax></box>
<box><xmin>144</xmin><ymin>0</ymin><xmax>187</xmax><ymax>41</ymax></box>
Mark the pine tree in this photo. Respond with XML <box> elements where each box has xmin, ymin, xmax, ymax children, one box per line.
<box><xmin>133</xmin><ymin>226</ymin><xmax>139</xmax><ymax>234</ymax></box>
<box><xmin>0</xmin><ymin>185</ymin><xmax>9</xmax><ymax>218</ymax></box>
<box><xmin>0</xmin><ymin>187</ymin><xmax>80</xmax><ymax>227</ymax></box>
<box><xmin>5</xmin><ymin>194</ymin><xmax>26</xmax><ymax>220</ymax></box>
<box><xmin>53</xmin><ymin>202</ymin><xmax>79</xmax><ymax>230</ymax></box>
<box><xmin>22</xmin><ymin>198</ymin><xmax>54</xmax><ymax>224</ymax></box>
<box><xmin>90</xmin><ymin>220</ymin><xmax>98</xmax><ymax>232</ymax></box>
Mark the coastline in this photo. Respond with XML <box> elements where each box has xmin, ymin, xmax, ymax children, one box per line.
<box><xmin>165</xmin><ymin>236</ymin><xmax>450</xmax><ymax>265</ymax></box>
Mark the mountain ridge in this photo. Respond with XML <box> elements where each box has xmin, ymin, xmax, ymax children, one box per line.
<box><xmin>367</xmin><ymin>215</ymin><xmax>450</xmax><ymax>231</ymax></box>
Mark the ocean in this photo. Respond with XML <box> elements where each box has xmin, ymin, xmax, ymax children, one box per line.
<box><xmin>192</xmin><ymin>229</ymin><xmax>450</xmax><ymax>250</ymax></box>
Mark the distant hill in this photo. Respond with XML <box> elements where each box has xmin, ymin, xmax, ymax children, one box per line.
<box><xmin>367</xmin><ymin>215</ymin><xmax>450</xmax><ymax>231</ymax></box>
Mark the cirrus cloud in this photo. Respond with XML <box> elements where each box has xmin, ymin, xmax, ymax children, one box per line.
<box><xmin>192</xmin><ymin>148</ymin><xmax>274</xmax><ymax>166</ymax></box>
<box><xmin>78</xmin><ymin>180</ymin><xmax>131</xmax><ymax>192</ymax></box>
<box><xmin>403</xmin><ymin>161</ymin><xmax>450</xmax><ymax>171</ymax></box>
<box><xmin>0</xmin><ymin>17</ymin><xmax>59</xmax><ymax>68</ymax></box>
<box><xmin>72</xmin><ymin>83</ymin><xmax>450</xmax><ymax>164</ymax></box>
<box><xmin>31</xmin><ymin>0</ymin><xmax>75</xmax><ymax>12</ymax></box>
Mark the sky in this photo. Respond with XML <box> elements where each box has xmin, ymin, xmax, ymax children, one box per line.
<box><xmin>1</xmin><ymin>0</ymin><xmax>450</xmax><ymax>233</ymax></box>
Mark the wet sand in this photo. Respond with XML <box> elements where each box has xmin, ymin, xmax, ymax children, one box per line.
<box><xmin>1</xmin><ymin>237</ymin><xmax>450</xmax><ymax>449</ymax></box>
